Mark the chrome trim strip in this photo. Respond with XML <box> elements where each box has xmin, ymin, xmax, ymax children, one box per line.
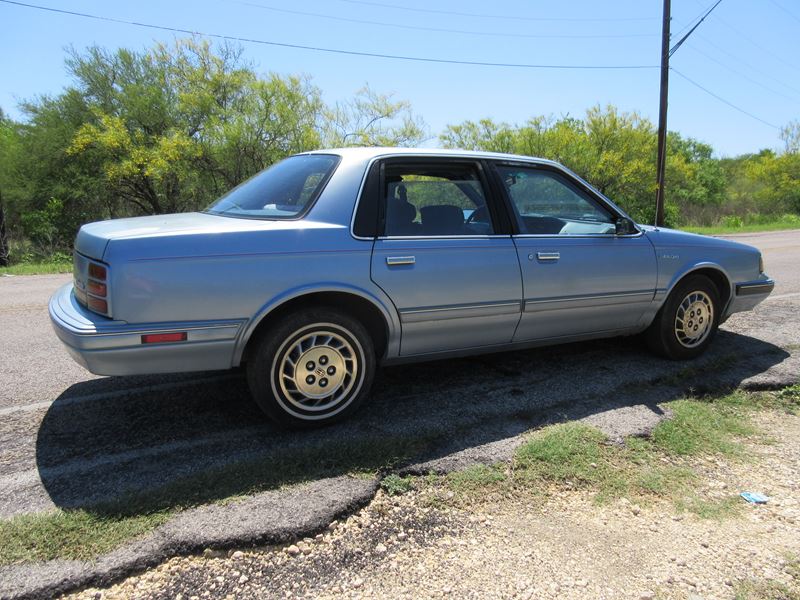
<box><xmin>377</xmin><ymin>234</ymin><xmax>511</xmax><ymax>240</ymax></box>
<box><xmin>514</xmin><ymin>232</ymin><xmax>644</xmax><ymax>239</ymax></box>
<box><xmin>524</xmin><ymin>290</ymin><xmax>654</xmax><ymax>309</ymax></box>
<box><xmin>400</xmin><ymin>301</ymin><xmax>522</xmax><ymax>323</ymax></box>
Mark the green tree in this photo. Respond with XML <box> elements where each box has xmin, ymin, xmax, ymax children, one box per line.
<box><xmin>65</xmin><ymin>39</ymin><xmax>323</xmax><ymax>215</ymax></box>
<box><xmin>441</xmin><ymin>105</ymin><xmax>725</xmax><ymax>226</ymax></box>
<box><xmin>321</xmin><ymin>85</ymin><xmax>427</xmax><ymax>147</ymax></box>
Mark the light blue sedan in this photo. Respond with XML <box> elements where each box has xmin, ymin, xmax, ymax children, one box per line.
<box><xmin>50</xmin><ymin>148</ymin><xmax>774</xmax><ymax>427</ymax></box>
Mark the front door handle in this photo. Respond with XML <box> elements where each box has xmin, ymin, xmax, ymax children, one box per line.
<box><xmin>535</xmin><ymin>252</ymin><xmax>560</xmax><ymax>262</ymax></box>
<box><xmin>386</xmin><ymin>256</ymin><xmax>416</xmax><ymax>266</ymax></box>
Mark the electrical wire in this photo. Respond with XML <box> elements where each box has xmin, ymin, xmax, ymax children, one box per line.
<box><xmin>669</xmin><ymin>0</ymin><xmax>723</xmax><ymax>58</ymax></box>
<box><xmin>686</xmin><ymin>43</ymin><xmax>800</xmax><ymax>104</ymax></box>
<box><xmin>695</xmin><ymin>0</ymin><xmax>800</xmax><ymax>74</ymax></box>
<box><xmin>765</xmin><ymin>0</ymin><xmax>800</xmax><ymax>25</ymax></box>
<box><xmin>0</xmin><ymin>0</ymin><xmax>659</xmax><ymax>70</ymax></box>
<box><xmin>694</xmin><ymin>33</ymin><xmax>800</xmax><ymax>96</ymax></box>
<box><xmin>327</xmin><ymin>0</ymin><xmax>657</xmax><ymax>23</ymax></box>
<box><xmin>232</xmin><ymin>0</ymin><xmax>655</xmax><ymax>40</ymax></box>
<box><xmin>672</xmin><ymin>0</ymin><xmax>719</xmax><ymax>39</ymax></box>
<box><xmin>670</xmin><ymin>68</ymin><xmax>779</xmax><ymax>129</ymax></box>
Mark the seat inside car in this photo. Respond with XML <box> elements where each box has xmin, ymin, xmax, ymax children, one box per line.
<box><xmin>420</xmin><ymin>204</ymin><xmax>470</xmax><ymax>235</ymax></box>
<box><xmin>385</xmin><ymin>182</ymin><xmax>420</xmax><ymax>236</ymax></box>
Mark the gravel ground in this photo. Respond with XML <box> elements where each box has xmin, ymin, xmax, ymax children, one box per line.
<box><xmin>1</xmin><ymin>231</ymin><xmax>798</xmax><ymax>598</ymax></box>
<box><xmin>67</xmin><ymin>408</ymin><xmax>800</xmax><ymax>600</ymax></box>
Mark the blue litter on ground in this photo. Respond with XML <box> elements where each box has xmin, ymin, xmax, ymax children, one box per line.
<box><xmin>740</xmin><ymin>492</ymin><xmax>769</xmax><ymax>504</ymax></box>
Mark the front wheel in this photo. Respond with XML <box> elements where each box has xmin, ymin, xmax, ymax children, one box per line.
<box><xmin>646</xmin><ymin>275</ymin><xmax>721</xmax><ymax>360</ymax></box>
<box><xmin>247</xmin><ymin>308</ymin><xmax>376</xmax><ymax>428</ymax></box>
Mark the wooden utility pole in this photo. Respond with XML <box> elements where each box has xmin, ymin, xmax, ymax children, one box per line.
<box><xmin>654</xmin><ymin>0</ymin><xmax>671</xmax><ymax>227</ymax></box>
<box><xmin>0</xmin><ymin>190</ymin><xmax>8</xmax><ymax>267</ymax></box>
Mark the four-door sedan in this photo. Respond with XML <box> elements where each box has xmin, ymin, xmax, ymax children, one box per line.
<box><xmin>50</xmin><ymin>148</ymin><xmax>774</xmax><ymax>427</ymax></box>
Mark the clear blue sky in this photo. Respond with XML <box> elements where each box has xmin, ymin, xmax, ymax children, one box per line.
<box><xmin>1</xmin><ymin>0</ymin><xmax>798</xmax><ymax>156</ymax></box>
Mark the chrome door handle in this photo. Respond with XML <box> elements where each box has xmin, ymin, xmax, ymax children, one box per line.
<box><xmin>535</xmin><ymin>252</ymin><xmax>560</xmax><ymax>261</ymax></box>
<box><xmin>386</xmin><ymin>256</ymin><xmax>416</xmax><ymax>266</ymax></box>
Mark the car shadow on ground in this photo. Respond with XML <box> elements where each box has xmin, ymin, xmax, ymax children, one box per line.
<box><xmin>35</xmin><ymin>329</ymin><xmax>790</xmax><ymax>517</ymax></box>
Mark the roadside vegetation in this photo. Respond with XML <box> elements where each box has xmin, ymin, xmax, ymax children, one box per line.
<box><xmin>0</xmin><ymin>38</ymin><xmax>798</xmax><ymax>270</ymax></box>
<box><xmin>2</xmin><ymin>387</ymin><xmax>797</xmax><ymax>566</ymax></box>
<box><xmin>418</xmin><ymin>387</ymin><xmax>799</xmax><ymax>517</ymax></box>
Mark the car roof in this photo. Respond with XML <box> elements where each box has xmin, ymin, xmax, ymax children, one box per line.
<box><xmin>302</xmin><ymin>146</ymin><xmax>560</xmax><ymax>167</ymax></box>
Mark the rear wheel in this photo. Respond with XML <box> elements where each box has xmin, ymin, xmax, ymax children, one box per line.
<box><xmin>647</xmin><ymin>274</ymin><xmax>721</xmax><ymax>360</ymax></box>
<box><xmin>247</xmin><ymin>308</ymin><xmax>376</xmax><ymax>428</ymax></box>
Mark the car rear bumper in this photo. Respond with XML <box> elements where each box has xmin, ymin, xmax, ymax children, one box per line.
<box><xmin>49</xmin><ymin>283</ymin><xmax>245</xmax><ymax>376</ymax></box>
<box><xmin>724</xmin><ymin>277</ymin><xmax>775</xmax><ymax>318</ymax></box>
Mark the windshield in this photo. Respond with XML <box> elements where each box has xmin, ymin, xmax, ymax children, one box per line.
<box><xmin>205</xmin><ymin>154</ymin><xmax>340</xmax><ymax>219</ymax></box>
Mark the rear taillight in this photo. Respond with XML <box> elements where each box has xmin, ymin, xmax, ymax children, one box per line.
<box><xmin>88</xmin><ymin>263</ymin><xmax>107</xmax><ymax>280</ymax></box>
<box><xmin>85</xmin><ymin>258</ymin><xmax>110</xmax><ymax>317</ymax></box>
<box><xmin>87</xmin><ymin>296</ymin><xmax>108</xmax><ymax>314</ymax></box>
<box><xmin>87</xmin><ymin>280</ymin><xmax>107</xmax><ymax>297</ymax></box>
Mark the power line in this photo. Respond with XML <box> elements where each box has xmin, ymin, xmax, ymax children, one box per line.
<box><xmin>669</xmin><ymin>0</ymin><xmax>722</xmax><ymax>58</ymax></box>
<box><xmin>685</xmin><ymin>43</ymin><xmax>800</xmax><ymax>104</ymax></box>
<box><xmin>672</xmin><ymin>0</ymin><xmax>719</xmax><ymax>38</ymax></box>
<box><xmin>694</xmin><ymin>33</ymin><xmax>800</xmax><ymax>97</ymax></box>
<box><xmin>766</xmin><ymin>0</ymin><xmax>800</xmax><ymax>25</ymax></box>
<box><xmin>671</xmin><ymin>68</ymin><xmax>780</xmax><ymax>129</ymax></box>
<box><xmin>0</xmin><ymin>0</ymin><xmax>659</xmax><ymax>70</ymax></box>
<box><xmin>695</xmin><ymin>0</ymin><xmax>800</xmax><ymax>74</ymax></box>
<box><xmin>233</xmin><ymin>0</ymin><xmax>656</xmax><ymax>40</ymax></box>
<box><xmin>328</xmin><ymin>0</ymin><xmax>657</xmax><ymax>23</ymax></box>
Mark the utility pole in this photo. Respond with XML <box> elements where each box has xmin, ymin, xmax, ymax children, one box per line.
<box><xmin>654</xmin><ymin>0</ymin><xmax>671</xmax><ymax>227</ymax></box>
<box><xmin>654</xmin><ymin>0</ymin><xmax>723</xmax><ymax>227</ymax></box>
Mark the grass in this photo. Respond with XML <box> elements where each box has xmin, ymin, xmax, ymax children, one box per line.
<box><xmin>735</xmin><ymin>555</ymin><xmax>800</xmax><ymax>600</ymax></box>
<box><xmin>683</xmin><ymin>213</ymin><xmax>800</xmax><ymax>235</ymax></box>
<box><xmin>0</xmin><ymin>432</ymin><xmax>436</xmax><ymax>565</ymax></box>
<box><xmin>429</xmin><ymin>390</ymin><xmax>777</xmax><ymax>515</ymax></box>
<box><xmin>0</xmin><ymin>388</ymin><xmax>792</xmax><ymax>566</ymax></box>
<box><xmin>0</xmin><ymin>259</ymin><xmax>72</xmax><ymax>276</ymax></box>
<box><xmin>0</xmin><ymin>510</ymin><xmax>172</xmax><ymax>564</ymax></box>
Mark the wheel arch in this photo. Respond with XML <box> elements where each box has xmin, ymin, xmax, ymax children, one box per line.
<box><xmin>235</xmin><ymin>285</ymin><xmax>399</xmax><ymax>366</ymax></box>
<box><xmin>663</xmin><ymin>263</ymin><xmax>733</xmax><ymax>313</ymax></box>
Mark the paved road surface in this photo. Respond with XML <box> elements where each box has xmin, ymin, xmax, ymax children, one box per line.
<box><xmin>0</xmin><ymin>230</ymin><xmax>798</xmax><ymax>598</ymax></box>
<box><xmin>0</xmin><ymin>231</ymin><xmax>800</xmax><ymax>517</ymax></box>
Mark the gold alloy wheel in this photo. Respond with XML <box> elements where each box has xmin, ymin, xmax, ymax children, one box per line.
<box><xmin>275</xmin><ymin>328</ymin><xmax>358</xmax><ymax>413</ymax></box>
<box><xmin>674</xmin><ymin>290</ymin><xmax>714</xmax><ymax>348</ymax></box>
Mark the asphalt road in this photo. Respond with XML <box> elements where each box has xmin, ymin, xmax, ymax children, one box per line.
<box><xmin>1</xmin><ymin>230</ymin><xmax>798</xmax><ymax>598</ymax></box>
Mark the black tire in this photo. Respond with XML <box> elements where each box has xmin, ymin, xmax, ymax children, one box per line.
<box><xmin>646</xmin><ymin>274</ymin><xmax>721</xmax><ymax>360</ymax></box>
<box><xmin>246</xmin><ymin>308</ymin><xmax>376</xmax><ymax>428</ymax></box>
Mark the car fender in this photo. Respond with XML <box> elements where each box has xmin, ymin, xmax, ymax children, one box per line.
<box><xmin>658</xmin><ymin>260</ymin><xmax>734</xmax><ymax>313</ymax></box>
<box><xmin>233</xmin><ymin>282</ymin><xmax>401</xmax><ymax>365</ymax></box>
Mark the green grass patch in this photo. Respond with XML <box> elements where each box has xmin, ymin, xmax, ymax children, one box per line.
<box><xmin>0</xmin><ymin>259</ymin><xmax>72</xmax><ymax>276</ymax></box>
<box><xmin>436</xmin><ymin>391</ymin><xmax>772</xmax><ymax>516</ymax></box>
<box><xmin>651</xmin><ymin>396</ymin><xmax>755</xmax><ymax>456</ymax></box>
<box><xmin>380</xmin><ymin>474</ymin><xmax>415</xmax><ymax>496</ymax></box>
<box><xmin>683</xmin><ymin>213</ymin><xmax>800</xmax><ymax>235</ymax></box>
<box><xmin>0</xmin><ymin>432</ymin><xmax>437</xmax><ymax>566</ymax></box>
<box><xmin>0</xmin><ymin>510</ymin><xmax>171</xmax><ymax>564</ymax></box>
<box><xmin>446</xmin><ymin>464</ymin><xmax>507</xmax><ymax>496</ymax></box>
<box><xmin>735</xmin><ymin>579</ymin><xmax>800</xmax><ymax>600</ymax></box>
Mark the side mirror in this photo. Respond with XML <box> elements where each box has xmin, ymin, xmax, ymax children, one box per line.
<box><xmin>615</xmin><ymin>217</ymin><xmax>637</xmax><ymax>236</ymax></box>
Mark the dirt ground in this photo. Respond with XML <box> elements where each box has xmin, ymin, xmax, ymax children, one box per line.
<box><xmin>67</xmin><ymin>408</ymin><xmax>800</xmax><ymax>600</ymax></box>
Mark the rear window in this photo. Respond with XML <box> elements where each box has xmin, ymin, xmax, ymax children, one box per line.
<box><xmin>205</xmin><ymin>154</ymin><xmax>340</xmax><ymax>219</ymax></box>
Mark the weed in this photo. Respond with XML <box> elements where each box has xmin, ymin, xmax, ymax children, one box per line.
<box><xmin>381</xmin><ymin>474</ymin><xmax>414</xmax><ymax>496</ymax></box>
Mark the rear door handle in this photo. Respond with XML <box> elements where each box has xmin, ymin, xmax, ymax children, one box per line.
<box><xmin>535</xmin><ymin>252</ymin><xmax>560</xmax><ymax>262</ymax></box>
<box><xmin>386</xmin><ymin>256</ymin><xmax>416</xmax><ymax>266</ymax></box>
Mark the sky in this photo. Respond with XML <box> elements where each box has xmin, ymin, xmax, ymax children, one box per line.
<box><xmin>0</xmin><ymin>0</ymin><xmax>798</xmax><ymax>157</ymax></box>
